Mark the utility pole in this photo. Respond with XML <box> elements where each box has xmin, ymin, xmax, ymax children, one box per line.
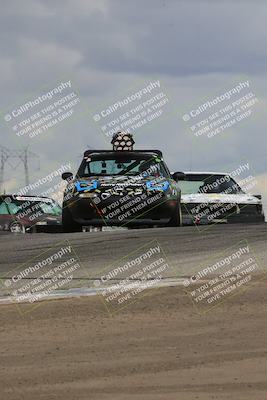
<box><xmin>0</xmin><ymin>146</ymin><xmax>39</xmax><ymax>194</ymax></box>
<box><xmin>19</xmin><ymin>148</ymin><xmax>30</xmax><ymax>188</ymax></box>
<box><xmin>0</xmin><ymin>146</ymin><xmax>10</xmax><ymax>192</ymax></box>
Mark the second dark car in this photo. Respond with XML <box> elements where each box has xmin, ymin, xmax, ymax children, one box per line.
<box><xmin>0</xmin><ymin>195</ymin><xmax>62</xmax><ymax>233</ymax></box>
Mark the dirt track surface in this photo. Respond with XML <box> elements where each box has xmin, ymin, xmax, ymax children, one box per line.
<box><xmin>1</xmin><ymin>283</ymin><xmax>267</xmax><ymax>400</ymax></box>
<box><xmin>0</xmin><ymin>224</ymin><xmax>267</xmax><ymax>399</ymax></box>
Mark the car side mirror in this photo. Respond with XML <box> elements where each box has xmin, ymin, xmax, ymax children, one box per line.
<box><xmin>172</xmin><ymin>172</ymin><xmax>185</xmax><ymax>182</ymax></box>
<box><xmin>62</xmin><ymin>172</ymin><xmax>73</xmax><ymax>181</ymax></box>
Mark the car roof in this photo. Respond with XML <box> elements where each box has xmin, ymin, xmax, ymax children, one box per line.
<box><xmin>183</xmin><ymin>171</ymin><xmax>230</xmax><ymax>175</ymax></box>
<box><xmin>83</xmin><ymin>149</ymin><xmax>163</xmax><ymax>157</ymax></box>
<box><xmin>0</xmin><ymin>194</ymin><xmax>54</xmax><ymax>200</ymax></box>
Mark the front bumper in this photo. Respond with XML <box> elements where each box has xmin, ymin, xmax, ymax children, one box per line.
<box><xmin>182</xmin><ymin>202</ymin><xmax>265</xmax><ymax>225</ymax></box>
<box><xmin>27</xmin><ymin>219</ymin><xmax>62</xmax><ymax>233</ymax></box>
<box><xmin>66</xmin><ymin>194</ymin><xmax>178</xmax><ymax>226</ymax></box>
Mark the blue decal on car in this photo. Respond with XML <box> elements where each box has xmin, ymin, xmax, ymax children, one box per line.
<box><xmin>75</xmin><ymin>180</ymin><xmax>98</xmax><ymax>192</ymax></box>
<box><xmin>146</xmin><ymin>181</ymin><xmax>169</xmax><ymax>191</ymax></box>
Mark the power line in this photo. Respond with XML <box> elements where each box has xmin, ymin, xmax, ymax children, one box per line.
<box><xmin>0</xmin><ymin>146</ymin><xmax>40</xmax><ymax>194</ymax></box>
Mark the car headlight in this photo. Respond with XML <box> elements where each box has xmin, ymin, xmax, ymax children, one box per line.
<box><xmin>75</xmin><ymin>180</ymin><xmax>98</xmax><ymax>192</ymax></box>
<box><xmin>146</xmin><ymin>180</ymin><xmax>169</xmax><ymax>191</ymax></box>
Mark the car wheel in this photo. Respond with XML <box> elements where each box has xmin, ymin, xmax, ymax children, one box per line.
<box><xmin>62</xmin><ymin>206</ymin><xmax>82</xmax><ymax>233</ymax></box>
<box><xmin>9</xmin><ymin>222</ymin><xmax>26</xmax><ymax>234</ymax></box>
<box><xmin>168</xmin><ymin>202</ymin><xmax>182</xmax><ymax>227</ymax></box>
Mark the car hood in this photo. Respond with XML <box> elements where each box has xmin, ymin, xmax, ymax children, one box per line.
<box><xmin>181</xmin><ymin>193</ymin><xmax>261</xmax><ymax>205</ymax></box>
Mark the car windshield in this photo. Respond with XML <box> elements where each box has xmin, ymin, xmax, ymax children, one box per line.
<box><xmin>179</xmin><ymin>174</ymin><xmax>243</xmax><ymax>195</ymax></box>
<box><xmin>7</xmin><ymin>199</ymin><xmax>62</xmax><ymax>216</ymax></box>
<box><xmin>78</xmin><ymin>153</ymin><xmax>170</xmax><ymax>178</ymax></box>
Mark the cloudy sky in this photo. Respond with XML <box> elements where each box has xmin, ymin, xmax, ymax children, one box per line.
<box><xmin>0</xmin><ymin>0</ymin><xmax>266</xmax><ymax>210</ymax></box>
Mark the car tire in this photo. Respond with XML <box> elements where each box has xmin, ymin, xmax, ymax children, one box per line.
<box><xmin>9</xmin><ymin>221</ymin><xmax>26</xmax><ymax>234</ymax></box>
<box><xmin>168</xmin><ymin>202</ymin><xmax>182</xmax><ymax>227</ymax></box>
<box><xmin>62</xmin><ymin>206</ymin><xmax>82</xmax><ymax>233</ymax></box>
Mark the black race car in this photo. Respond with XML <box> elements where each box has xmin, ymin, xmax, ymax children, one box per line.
<box><xmin>61</xmin><ymin>133</ymin><xmax>182</xmax><ymax>232</ymax></box>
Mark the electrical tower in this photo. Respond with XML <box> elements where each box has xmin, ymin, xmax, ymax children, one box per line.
<box><xmin>0</xmin><ymin>146</ymin><xmax>40</xmax><ymax>194</ymax></box>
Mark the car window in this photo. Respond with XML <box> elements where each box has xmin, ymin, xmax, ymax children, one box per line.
<box><xmin>179</xmin><ymin>181</ymin><xmax>205</xmax><ymax>194</ymax></box>
<box><xmin>6</xmin><ymin>201</ymin><xmax>21</xmax><ymax>215</ymax></box>
<box><xmin>0</xmin><ymin>201</ymin><xmax>9</xmax><ymax>215</ymax></box>
<box><xmin>81</xmin><ymin>157</ymin><xmax>169</xmax><ymax>178</ymax></box>
<box><xmin>7</xmin><ymin>200</ymin><xmax>61</xmax><ymax>216</ymax></box>
<box><xmin>87</xmin><ymin>159</ymin><xmax>139</xmax><ymax>175</ymax></box>
<box><xmin>84</xmin><ymin>159</ymin><xmax>147</xmax><ymax>176</ymax></box>
<box><xmin>179</xmin><ymin>175</ymin><xmax>243</xmax><ymax>195</ymax></box>
<box><xmin>38</xmin><ymin>202</ymin><xmax>62</xmax><ymax>216</ymax></box>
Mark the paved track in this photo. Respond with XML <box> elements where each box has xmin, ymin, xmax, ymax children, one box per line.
<box><xmin>0</xmin><ymin>224</ymin><xmax>266</xmax><ymax>289</ymax></box>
